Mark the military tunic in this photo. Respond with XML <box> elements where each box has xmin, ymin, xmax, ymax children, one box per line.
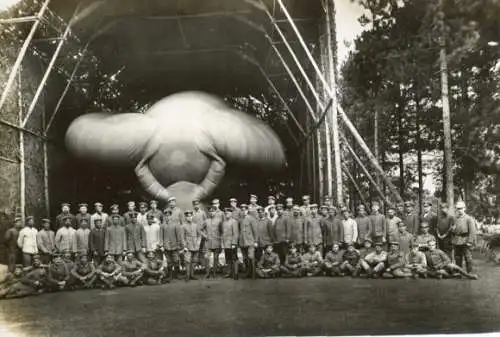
<box><xmin>221</xmin><ymin>218</ymin><xmax>239</xmax><ymax>249</ymax></box>
<box><xmin>355</xmin><ymin>216</ymin><xmax>372</xmax><ymax>244</ymax></box>
<box><xmin>201</xmin><ymin>217</ymin><xmax>222</xmax><ymax>250</ymax></box>
<box><xmin>369</xmin><ymin>213</ymin><xmax>386</xmax><ymax>242</ymax></box>
<box><xmin>125</xmin><ymin>223</ymin><xmax>146</xmax><ymax>252</ymax></box>
<box><xmin>192</xmin><ymin>209</ymin><xmax>207</xmax><ymax>226</ymax></box>
<box><xmin>37</xmin><ymin>229</ymin><xmax>55</xmax><ymax>255</ymax></box>
<box><xmin>256</xmin><ymin>217</ymin><xmax>274</xmax><ymax>246</ymax></box>
<box><xmin>104</xmin><ymin>225</ymin><xmax>127</xmax><ymax>255</ymax></box>
<box><xmin>75</xmin><ymin>213</ymin><xmax>91</xmax><ymax>227</ymax></box>
<box><xmin>305</xmin><ymin>215</ymin><xmax>323</xmax><ymax>246</ymax></box>
<box><xmin>90</xmin><ymin>212</ymin><xmax>108</xmax><ymax>230</ymax></box>
<box><xmin>143</xmin><ymin>222</ymin><xmax>161</xmax><ymax>252</ymax></box>
<box><xmin>160</xmin><ymin>222</ymin><xmax>183</xmax><ymax>251</ymax></box>
<box><xmin>55</xmin><ymin>226</ymin><xmax>77</xmax><ymax>253</ymax></box>
<box><xmin>322</xmin><ymin>216</ymin><xmax>344</xmax><ymax>247</ymax></box>
<box><xmin>55</xmin><ymin>212</ymin><xmax>77</xmax><ymax>229</ymax></box>
<box><xmin>289</xmin><ymin>216</ymin><xmax>306</xmax><ymax>245</ymax></box>
<box><xmin>89</xmin><ymin>228</ymin><xmax>106</xmax><ymax>259</ymax></box>
<box><xmin>274</xmin><ymin>215</ymin><xmax>290</xmax><ymax>243</ymax></box>
<box><xmin>404</xmin><ymin>213</ymin><xmax>420</xmax><ymax>235</ymax></box>
<box><xmin>239</xmin><ymin>215</ymin><xmax>257</xmax><ymax>247</ymax></box>
<box><xmin>75</xmin><ymin>228</ymin><xmax>91</xmax><ymax>254</ymax></box>
<box><xmin>386</xmin><ymin>216</ymin><xmax>401</xmax><ymax>242</ymax></box>
<box><xmin>395</xmin><ymin>231</ymin><xmax>414</xmax><ymax>256</ymax></box>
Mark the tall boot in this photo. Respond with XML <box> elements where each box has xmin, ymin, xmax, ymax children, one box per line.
<box><xmin>190</xmin><ymin>263</ymin><xmax>198</xmax><ymax>280</ymax></box>
<box><xmin>251</xmin><ymin>258</ymin><xmax>256</xmax><ymax>280</ymax></box>
<box><xmin>185</xmin><ymin>264</ymin><xmax>190</xmax><ymax>282</ymax></box>
<box><xmin>174</xmin><ymin>265</ymin><xmax>181</xmax><ymax>280</ymax></box>
<box><xmin>233</xmin><ymin>258</ymin><xmax>239</xmax><ymax>280</ymax></box>
<box><xmin>168</xmin><ymin>266</ymin><xmax>174</xmax><ymax>282</ymax></box>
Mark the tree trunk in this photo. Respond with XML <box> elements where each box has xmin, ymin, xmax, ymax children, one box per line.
<box><xmin>397</xmin><ymin>87</ymin><xmax>405</xmax><ymax>196</ymax></box>
<box><xmin>415</xmin><ymin>97</ymin><xmax>424</xmax><ymax>217</ymax></box>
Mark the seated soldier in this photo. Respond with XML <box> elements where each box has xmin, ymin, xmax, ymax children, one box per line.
<box><xmin>405</xmin><ymin>243</ymin><xmax>428</xmax><ymax>278</ymax></box>
<box><xmin>71</xmin><ymin>253</ymin><xmax>97</xmax><ymax>289</ymax></box>
<box><xmin>302</xmin><ymin>244</ymin><xmax>323</xmax><ymax>277</ymax></box>
<box><xmin>121</xmin><ymin>251</ymin><xmax>146</xmax><ymax>287</ymax></box>
<box><xmin>360</xmin><ymin>242</ymin><xmax>387</xmax><ymax>278</ymax></box>
<box><xmin>340</xmin><ymin>243</ymin><xmax>361</xmax><ymax>276</ymax></box>
<box><xmin>97</xmin><ymin>254</ymin><xmax>124</xmax><ymax>289</ymax></box>
<box><xmin>256</xmin><ymin>244</ymin><xmax>280</xmax><ymax>279</ymax></box>
<box><xmin>383</xmin><ymin>242</ymin><xmax>412</xmax><ymax>278</ymax></box>
<box><xmin>1</xmin><ymin>258</ymin><xmax>46</xmax><ymax>299</ymax></box>
<box><xmin>62</xmin><ymin>250</ymin><xmax>76</xmax><ymax>289</ymax></box>
<box><xmin>143</xmin><ymin>251</ymin><xmax>165</xmax><ymax>285</ymax></box>
<box><xmin>280</xmin><ymin>244</ymin><xmax>304</xmax><ymax>278</ymax></box>
<box><xmin>323</xmin><ymin>243</ymin><xmax>345</xmax><ymax>277</ymax></box>
<box><xmin>414</xmin><ymin>222</ymin><xmax>437</xmax><ymax>251</ymax></box>
<box><xmin>47</xmin><ymin>253</ymin><xmax>70</xmax><ymax>291</ymax></box>
<box><xmin>0</xmin><ymin>265</ymin><xmax>25</xmax><ymax>299</ymax></box>
<box><xmin>425</xmin><ymin>240</ymin><xmax>478</xmax><ymax>280</ymax></box>
<box><xmin>357</xmin><ymin>239</ymin><xmax>374</xmax><ymax>276</ymax></box>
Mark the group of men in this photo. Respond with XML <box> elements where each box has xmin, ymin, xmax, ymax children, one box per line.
<box><xmin>1</xmin><ymin>194</ymin><xmax>478</xmax><ymax>299</ymax></box>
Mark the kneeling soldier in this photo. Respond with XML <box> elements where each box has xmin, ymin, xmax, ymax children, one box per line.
<box><xmin>47</xmin><ymin>253</ymin><xmax>70</xmax><ymax>291</ymax></box>
<box><xmin>405</xmin><ymin>243</ymin><xmax>428</xmax><ymax>278</ymax></box>
<box><xmin>302</xmin><ymin>244</ymin><xmax>323</xmax><ymax>277</ymax></box>
<box><xmin>256</xmin><ymin>244</ymin><xmax>280</xmax><ymax>278</ymax></box>
<box><xmin>323</xmin><ymin>243</ymin><xmax>344</xmax><ymax>276</ymax></box>
<box><xmin>71</xmin><ymin>253</ymin><xmax>97</xmax><ymax>289</ymax></box>
<box><xmin>383</xmin><ymin>242</ymin><xmax>412</xmax><ymax>278</ymax></box>
<box><xmin>97</xmin><ymin>254</ymin><xmax>124</xmax><ymax>289</ymax></box>
<box><xmin>341</xmin><ymin>243</ymin><xmax>361</xmax><ymax>276</ymax></box>
<box><xmin>280</xmin><ymin>244</ymin><xmax>304</xmax><ymax>277</ymax></box>
<box><xmin>425</xmin><ymin>240</ymin><xmax>478</xmax><ymax>280</ymax></box>
<box><xmin>144</xmin><ymin>250</ymin><xmax>165</xmax><ymax>284</ymax></box>
<box><xmin>121</xmin><ymin>251</ymin><xmax>145</xmax><ymax>286</ymax></box>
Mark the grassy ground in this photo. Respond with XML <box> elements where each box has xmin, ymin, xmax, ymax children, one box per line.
<box><xmin>0</xmin><ymin>256</ymin><xmax>499</xmax><ymax>337</ymax></box>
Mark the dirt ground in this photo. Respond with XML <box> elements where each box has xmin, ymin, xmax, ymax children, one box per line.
<box><xmin>0</xmin><ymin>256</ymin><xmax>499</xmax><ymax>337</ymax></box>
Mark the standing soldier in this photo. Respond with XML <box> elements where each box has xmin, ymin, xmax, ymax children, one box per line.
<box><xmin>125</xmin><ymin>212</ymin><xmax>146</xmax><ymax>262</ymax></box>
<box><xmin>255</xmin><ymin>244</ymin><xmax>280</xmax><ymax>278</ymax></box>
<box><xmin>369</xmin><ymin>201</ymin><xmax>386</xmax><ymax>245</ymax></box>
<box><xmin>105</xmin><ymin>214</ymin><xmax>127</xmax><ymax>262</ymax></box>
<box><xmin>76</xmin><ymin>218</ymin><xmax>91</xmax><ymax>258</ymax></box>
<box><xmin>396</xmin><ymin>202</ymin><xmax>405</xmax><ymax>219</ymax></box>
<box><xmin>55</xmin><ymin>203</ymin><xmax>76</xmax><ymax>230</ymax></box>
<box><xmin>143</xmin><ymin>213</ymin><xmax>162</xmax><ymax>258</ymax></box>
<box><xmin>17</xmin><ymin>216</ymin><xmax>38</xmax><ymax>267</ymax></box>
<box><xmin>89</xmin><ymin>216</ymin><xmax>106</xmax><ymax>265</ymax></box>
<box><xmin>321</xmin><ymin>206</ymin><xmax>343</xmax><ymax>254</ymax></box>
<box><xmin>123</xmin><ymin>201</ymin><xmax>137</xmax><ymax>224</ymax></box>
<box><xmin>194</xmin><ymin>201</ymin><xmax>208</xmax><ymax>273</ymax></box>
<box><xmin>202</xmin><ymin>207</ymin><xmax>223</xmax><ymax>278</ymax></box>
<box><xmin>4</xmin><ymin>217</ymin><xmax>23</xmax><ymax>272</ymax></box>
<box><xmin>256</xmin><ymin>206</ymin><xmax>274</xmax><ymax>263</ymax></box>
<box><xmin>55</xmin><ymin>215</ymin><xmax>77</xmax><ymax>256</ymax></box>
<box><xmin>221</xmin><ymin>208</ymin><xmax>239</xmax><ymax>279</ymax></box>
<box><xmin>436</xmin><ymin>202</ymin><xmax>454</xmax><ymax>255</ymax></box>
<box><xmin>182</xmin><ymin>210</ymin><xmax>202</xmax><ymax>281</ymax></box>
<box><xmin>341</xmin><ymin>207</ymin><xmax>358</xmax><ymax>247</ymax></box>
<box><xmin>148</xmin><ymin>200</ymin><xmax>163</xmax><ymax>224</ymax></box>
<box><xmin>37</xmin><ymin>219</ymin><xmax>55</xmax><ymax>265</ymax></box>
<box><xmin>305</xmin><ymin>204</ymin><xmax>323</xmax><ymax>256</ymax></box>
<box><xmin>323</xmin><ymin>195</ymin><xmax>333</xmax><ymax>208</ymax></box>
<box><xmin>75</xmin><ymin>203</ymin><xmax>91</xmax><ymax>228</ymax></box>
<box><xmin>421</xmin><ymin>201</ymin><xmax>438</xmax><ymax>235</ymax></box>
<box><xmin>355</xmin><ymin>205</ymin><xmax>372</xmax><ymax>247</ymax></box>
<box><xmin>264</xmin><ymin>196</ymin><xmax>277</xmax><ymax>216</ymax></box>
<box><xmin>229</xmin><ymin>198</ymin><xmax>241</xmax><ymax>220</ymax></box>
<box><xmin>90</xmin><ymin>202</ymin><xmax>108</xmax><ymax>230</ymax></box>
<box><xmin>160</xmin><ymin>210</ymin><xmax>183</xmax><ymax>281</ymax></box>
<box><xmin>284</xmin><ymin>197</ymin><xmax>294</xmax><ymax>217</ymax></box>
<box><xmin>451</xmin><ymin>201</ymin><xmax>476</xmax><ymax>273</ymax></box>
<box><xmin>137</xmin><ymin>202</ymin><xmax>149</xmax><ymax>227</ymax></box>
<box><xmin>211</xmin><ymin>199</ymin><xmax>224</xmax><ymax>224</ymax></box>
<box><xmin>192</xmin><ymin>199</ymin><xmax>207</xmax><ymax>225</ymax></box>
<box><xmin>106</xmin><ymin>204</ymin><xmax>125</xmax><ymax>228</ymax></box>
<box><xmin>289</xmin><ymin>206</ymin><xmax>306</xmax><ymax>253</ymax></box>
<box><xmin>267</xmin><ymin>205</ymin><xmax>277</xmax><ymax>225</ymax></box>
<box><xmin>404</xmin><ymin>201</ymin><xmax>420</xmax><ymax>235</ymax></box>
<box><xmin>394</xmin><ymin>221</ymin><xmax>414</xmax><ymax>257</ymax></box>
<box><xmin>273</xmin><ymin>204</ymin><xmax>290</xmax><ymax>264</ymax></box>
<box><xmin>386</xmin><ymin>206</ymin><xmax>401</xmax><ymax>243</ymax></box>
<box><xmin>166</xmin><ymin>197</ymin><xmax>183</xmax><ymax>224</ymax></box>
<box><xmin>238</xmin><ymin>204</ymin><xmax>258</xmax><ymax>279</ymax></box>
<box><xmin>248</xmin><ymin>194</ymin><xmax>260</xmax><ymax>219</ymax></box>
<box><xmin>300</xmin><ymin>195</ymin><xmax>312</xmax><ymax>218</ymax></box>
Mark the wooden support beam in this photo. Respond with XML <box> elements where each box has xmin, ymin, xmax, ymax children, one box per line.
<box><xmin>342</xmin><ymin>162</ymin><xmax>368</xmax><ymax>210</ymax></box>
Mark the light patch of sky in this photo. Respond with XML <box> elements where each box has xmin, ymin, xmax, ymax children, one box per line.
<box><xmin>334</xmin><ymin>0</ymin><xmax>366</xmax><ymax>67</ymax></box>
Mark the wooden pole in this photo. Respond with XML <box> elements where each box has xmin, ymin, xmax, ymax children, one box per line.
<box><xmin>343</xmin><ymin>163</ymin><xmax>368</xmax><ymax>210</ymax></box>
<box><xmin>18</xmin><ymin>68</ymin><xmax>25</xmax><ymax>223</ymax></box>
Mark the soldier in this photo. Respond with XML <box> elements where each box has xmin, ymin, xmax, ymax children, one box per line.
<box><xmin>125</xmin><ymin>212</ymin><xmax>147</xmax><ymax>262</ymax></box>
<box><xmin>341</xmin><ymin>207</ymin><xmax>358</xmax><ymax>247</ymax></box>
<box><xmin>75</xmin><ymin>203</ymin><xmax>91</xmax><ymax>228</ymax></box>
<box><xmin>96</xmin><ymin>254</ymin><xmax>124</xmax><ymax>289</ymax></box>
<box><xmin>301</xmin><ymin>244</ymin><xmax>323</xmax><ymax>277</ymax></box>
<box><xmin>192</xmin><ymin>199</ymin><xmax>207</xmax><ymax>225</ymax></box>
<box><xmin>137</xmin><ymin>202</ymin><xmax>149</xmax><ymax>227</ymax></box>
<box><xmin>62</xmin><ymin>250</ymin><xmax>76</xmax><ymax>288</ymax></box>
<box><xmin>123</xmin><ymin>201</ymin><xmax>137</xmax><ymax>224</ymax></box>
<box><xmin>436</xmin><ymin>202</ymin><xmax>454</xmax><ymax>255</ymax></box>
<box><xmin>75</xmin><ymin>218</ymin><xmax>91</xmax><ymax>258</ymax></box>
<box><xmin>305</xmin><ymin>204</ymin><xmax>323</xmax><ymax>255</ymax></box>
<box><xmin>451</xmin><ymin>201</ymin><xmax>476</xmax><ymax>273</ymax></box>
<box><xmin>143</xmin><ymin>213</ymin><xmax>162</xmax><ymax>258</ymax></box>
<box><xmin>148</xmin><ymin>200</ymin><xmax>164</xmax><ymax>224</ymax></box>
<box><xmin>280</xmin><ymin>244</ymin><xmax>304</xmax><ymax>278</ymax></box>
<box><xmin>284</xmin><ymin>197</ymin><xmax>294</xmax><ymax>217</ymax></box>
<box><xmin>357</xmin><ymin>238</ymin><xmax>375</xmax><ymax>276</ymax></box>
<box><xmin>361</xmin><ymin>242</ymin><xmax>387</xmax><ymax>278</ymax></box>
<box><xmin>229</xmin><ymin>198</ymin><xmax>241</xmax><ymax>220</ymax></box>
<box><xmin>37</xmin><ymin>219</ymin><xmax>55</xmax><ymax>265</ymax></box>
<box><xmin>421</xmin><ymin>201</ymin><xmax>438</xmax><ymax>235</ymax></box>
<box><xmin>71</xmin><ymin>253</ymin><xmax>97</xmax><ymax>289</ymax></box>
<box><xmin>396</xmin><ymin>202</ymin><xmax>405</xmax><ymax>219</ymax></box>
<box><xmin>17</xmin><ymin>216</ymin><xmax>38</xmax><ymax>267</ymax></box>
<box><xmin>255</xmin><ymin>206</ymin><xmax>274</xmax><ymax>263</ymax></box>
<box><xmin>120</xmin><ymin>251</ymin><xmax>145</xmax><ymax>286</ymax></box>
<box><xmin>383</xmin><ymin>242</ymin><xmax>412</xmax><ymax>278</ymax></box>
<box><xmin>300</xmin><ymin>195</ymin><xmax>312</xmax><ymax>218</ymax></box>
<box><xmin>221</xmin><ymin>208</ymin><xmax>239</xmax><ymax>279</ymax></box>
<box><xmin>211</xmin><ymin>199</ymin><xmax>224</xmax><ymax>224</ymax></box>
<box><xmin>323</xmin><ymin>195</ymin><xmax>333</xmax><ymax>208</ymax></box>
<box><xmin>323</xmin><ymin>243</ymin><xmax>344</xmax><ymax>277</ymax></box>
<box><xmin>369</xmin><ymin>201</ymin><xmax>386</xmax><ymax>245</ymax></box>
<box><xmin>160</xmin><ymin>209</ymin><xmax>183</xmax><ymax>281</ymax></box>
<box><xmin>425</xmin><ymin>240</ymin><xmax>477</xmax><ymax>279</ymax></box>
<box><xmin>46</xmin><ymin>253</ymin><xmax>70</xmax><ymax>291</ymax></box>
<box><xmin>321</xmin><ymin>206</ymin><xmax>343</xmax><ymax>255</ymax></box>
<box><xmin>202</xmin><ymin>207</ymin><xmax>223</xmax><ymax>278</ymax></box>
<box><xmin>105</xmin><ymin>214</ymin><xmax>127</xmax><ymax>262</ymax></box>
<box><xmin>143</xmin><ymin>250</ymin><xmax>165</xmax><ymax>285</ymax></box>
<box><xmin>89</xmin><ymin>216</ymin><xmax>106</xmax><ymax>265</ymax></box>
<box><xmin>2</xmin><ymin>257</ymin><xmax>46</xmax><ymax>298</ymax></box>
<box><xmin>289</xmin><ymin>206</ymin><xmax>306</xmax><ymax>253</ymax></box>
<box><xmin>167</xmin><ymin>197</ymin><xmax>183</xmax><ymax>224</ymax></box>
<box><xmin>273</xmin><ymin>204</ymin><xmax>290</xmax><ymax>264</ymax></box>
<box><xmin>256</xmin><ymin>244</ymin><xmax>280</xmax><ymax>278</ymax></box>
<box><xmin>264</xmin><ymin>196</ymin><xmax>277</xmax><ymax>216</ymax></box>
<box><xmin>4</xmin><ymin>217</ymin><xmax>23</xmax><ymax>272</ymax></box>
<box><xmin>385</xmin><ymin>206</ymin><xmax>401</xmax><ymax>243</ymax></box>
<box><xmin>55</xmin><ymin>203</ymin><xmax>76</xmax><ymax>230</ymax></box>
<box><xmin>182</xmin><ymin>210</ymin><xmax>202</xmax><ymax>282</ymax></box>
<box><xmin>248</xmin><ymin>194</ymin><xmax>260</xmax><ymax>219</ymax></box>
<box><xmin>394</xmin><ymin>221</ymin><xmax>414</xmax><ymax>257</ymax></box>
<box><xmin>0</xmin><ymin>265</ymin><xmax>26</xmax><ymax>299</ymax></box>
<box><xmin>414</xmin><ymin>222</ymin><xmax>437</xmax><ymax>251</ymax></box>
<box><xmin>405</xmin><ymin>242</ymin><xmax>428</xmax><ymax>278</ymax></box>
<box><xmin>355</xmin><ymin>205</ymin><xmax>372</xmax><ymax>247</ymax></box>
<box><xmin>90</xmin><ymin>202</ymin><xmax>108</xmax><ymax>230</ymax></box>
<box><xmin>106</xmin><ymin>204</ymin><xmax>125</xmax><ymax>227</ymax></box>
<box><xmin>340</xmin><ymin>243</ymin><xmax>361</xmax><ymax>276</ymax></box>
<box><xmin>55</xmin><ymin>215</ymin><xmax>77</xmax><ymax>256</ymax></box>
<box><xmin>404</xmin><ymin>201</ymin><xmax>420</xmax><ymax>235</ymax></box>
<box><xmin>238</xmin><ymin>204</ymin><xmax>258</xmax><ymax>279</ymax></box>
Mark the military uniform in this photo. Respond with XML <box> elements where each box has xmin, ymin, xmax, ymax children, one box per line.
<box><xmin>280</xmin><ymin>249</ymin><xmax>304</xmax><ymax>277</ymax></box>
<box><xmin>120</xmin><ymin>254</ymin><xmax>144</xmax><ymax>286</ymax></box>
<box><xmin>182</xmin><ymin>211</ymin><xmax>202</xmax><ymax>281</ymax></box>
<box><xmin>255</xmin><ymin>211</ymin><xmax>274</xmax><ymax>262</ymax></box>
<box><xmin>97</xmin><ymin>258</ymin><xmax>123</xmax><ymax>288</ymax></box>
<box><xmin>17</xmin><ymin>221</ymin><xmax>38</xmax><ymax>267</ymax></box>
<box><xmin>144</xmin><ymin>254</ymin><xmax>165</xmax><ymax>284</ymax></box>
<box><xmin>125</xmin><ymin>214</ymin><xmax>147</xmax><ymax>262</ymax></box>
<box><xmin>105</xmin><ymin>218</ymin><xmax>127</xmax><ymax>261</ymax></box>
<box><xmin>221</xmin><ymin>212</ymin><xmax>239</xmax><ymax>278</ymax></box>
<box><xmin>355</xmin><ymin>215</ymin><xmax>372</xmax><ymax>246</ymax></box>
<box><xmin>323</xmin><ymin>248</ymin><xmax>345</xmax><ymax>276</ymax></box>
<box><xmin>405</xmin><ymin>249</ymin><xmax>427</xmax><ymax>278</ymax></box>
<box><xmin>273</xmin><ymin>208</ymin><xmax>290</xmax><ymax>263</ymax></box>
<box><xmin>256</xmin><ymin>249</ymin><xmax>280</xmax><ymax>278</ymax></box>
<box><xmin>75</xmin><ymin>226</ymin><xmax>91</xmax><ymax>257</ymax></box>
<box><xmin>451</xmin><ymin>211</ymin><xmax>476</xmax><ymax>273</ymax></box>
<box><xmin>301</xmin><ymin>249</ymin><xmax>323</xmax><ymax>276</ymax></box>
<box><xmin>106</xmin><ymin>204</ymin><xmax>125</xmax><ymax>227</ymax></box>
<box><xmin>383</xmin><ymin>243</ymin><xmax>411</xmax><ymax>278</ymax></box>
<box><xmin>289</xmin><ymin>210</ymin><xmax>306</xmax><ymax>252</ymax></box>
<box><xmin>239</xmin><ymin>206</ymin><xmax>258</xmax><ymax>279</ymax></box>
<box><xmin>321</xmin><ymin>214</ymin><xmax>344</xmax><ymax>253</ymax></box>
<box><xmin>47</xmin><ymin>257</ymin><xmax>70</xmax><ymax>291</ymax></box>
<box><xmin>37</xmin><ymin>222</ymin><xmax>55</xmax><ymax>264</ymax></box>
<box><xmin>90</xmin><ymin>202</ymin><xmax>108</xmax><ymax>230</ymax></box>
<box><xmin>369</xmin><ymin>212</ymin><xmax>386</xmax><ymax>244</ymax></box>
<box><xmin>201</xmin><ymin>213</ymin><xmax>223</xmax><ymax>278</ymax></box>
<box><xmin>55</xmin><ymin>209</ymin><xmax>77</xmax><ymax>230</ymax></box>
<box><xmin>386</xmin><ymin>215</ymin><xmax>401</xmax><ymax>242</ymax></box>
<box><xmin>394</xmin><ymin>228</ymin><xmax>414</xmax><ymax>257</ymax></box>
<box><xmin>123</xmin><ymin>201</ymin><xmax>138</xmax><ymax>224</ymax></box>
<box><xmin>89</xmin><ymin>224</ymin><xmax>106</xmax><ymax>265</ymax></box>
<box><xmin>305</xmin><ymin>210</ymin><xmax>323</xmax><ymax>254</ymax></box>
<box><xmin>341</xmin><ymin>246</ymin><xmax>361</xmax><ymax>275</ymax></box>
<box><xmin>363</xmin><ymin>248</ymin><xmax>388</xmax><ymax>276</ymax></box>
<box><xmin>404</xmin><ymin>212</ymin><xmax>420</xmax><ymax>235</ymax></box>
<box><xmin>75</xmin><ymin>203</ymin><xmax>91</xmax><ymax>228</ymax></box>
<box><xmin>436</xmin><ymin>213</ymin><xmax>454</xmax><ymax>254</ymax></box>
<box><xmin>148</xmin><ymin>200</ymin><xmax>164</xmax><ymax>224</ymax></box>
<box><xmin>71</xmin><ymin>258</ymin><xmax>97</xmax><ymax>288</ymax></box>
<box><xmin>4</xmin><ymin>222</ymin><xmax>22</xmax><ymax>272</ymax></box>
<box><xmin>55</xmin><ymin>221</ymin><xmax>77</xmax><ymax>255</ymax></box>
<box><xmin>160</xmin><ymin>217</ymin><xmax>183</xmax><ymax>280</ymax></box>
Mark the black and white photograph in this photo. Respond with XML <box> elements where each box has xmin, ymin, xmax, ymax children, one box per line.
<box><xmin>0</xmin><ymin>0</ymin><xmax>499</xmax><ymax>336</ymax></box>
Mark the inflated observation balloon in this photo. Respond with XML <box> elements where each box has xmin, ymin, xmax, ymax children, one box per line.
<box><xmin>65</xmin><ymin>91</ymin><xmax>286</xmax><ymax>208</ymax></box>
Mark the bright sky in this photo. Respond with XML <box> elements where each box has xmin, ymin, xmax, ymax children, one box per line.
<box><xmin>334</xmin><ymin>0</ymin><xmax>366</xmax><ymax>65</ymax></box>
